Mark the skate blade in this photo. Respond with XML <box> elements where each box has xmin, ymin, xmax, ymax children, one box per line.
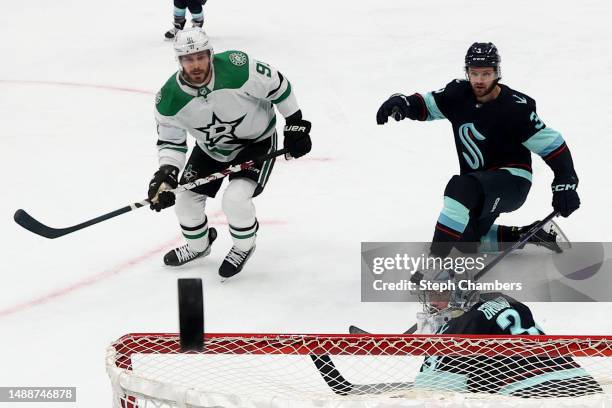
<box><xmin>543</xmin><ymin>219</ymin><xmax>572</xmax><ymax>252</ymax></box>
<box><xmin>219</xmin><ymin>271</ymin><xmax>241</xmax><ymax>283</ymax></box>
<box><xmin>219</xmin><ymin>276</ymin><xmax>234</xmax><ymax>283</ymax></box>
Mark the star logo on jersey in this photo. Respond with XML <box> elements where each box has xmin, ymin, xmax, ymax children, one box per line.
<box><xmin>512</xmin><ymin>94</ymin><xmax>527</xmax><ymax>104</ymax></box>
<box><xmin>182</xmin><ymin>164</ymin><xmax>197</xmax><ymax>182</ymax></box>
<box><xmin>194</xmin><ymin>113</ymin><xmax>248</xmax><ymax>153</ymax></box>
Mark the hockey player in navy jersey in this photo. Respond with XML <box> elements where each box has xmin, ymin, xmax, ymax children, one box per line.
<box><xmin>164</xmin><ymin>0</ymin><xmax>207</xmax><ymax>40</ymax></box>
<box><xmin>377</xmin><ymin>43</ymin><xmax>580</xmax><ymax>258</ymax></box>
<box><xmin>413</xmin><ymin>272</ymin><xmax>602</xmax><ymax>398</ymax></box>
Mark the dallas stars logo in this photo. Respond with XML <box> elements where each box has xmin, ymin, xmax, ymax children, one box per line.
<box><xmin>183</xmin><ymin>164</ymin><xmax>197</xmax><ymax>182</ymax></box>
<box><xmin>194</xmin><ymin>113</ymin><xmax>248</xmax><ymax>151</ymax></box>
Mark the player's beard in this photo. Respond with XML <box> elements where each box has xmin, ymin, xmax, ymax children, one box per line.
<box><xmin>471</xmin><ymin>81</ymin><xmax>497</xmax><ymax>98</ymax></box>
<box><xmin>185</xmin><ymin>63</ymin><xmax>211</xmax><ymax>86</ymax></box>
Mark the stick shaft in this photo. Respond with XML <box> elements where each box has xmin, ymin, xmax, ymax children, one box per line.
<box><xmin>14</xmin><ymin>149</ymin><xmax>287</xmax><ymax>238</ymax></box>
<box><xmin>374</xmin><ymin>211</ymin><xmax>559</xmax><ymax>335</ymax></box>
<box><xmin>473</xmin><ymin>210</ymin><xmax>558</xmax><ymax>280</ymax></box>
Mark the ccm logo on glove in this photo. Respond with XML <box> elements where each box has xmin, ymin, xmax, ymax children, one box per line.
<box><xmin>552</xmin><ymin>183</ymin><xmax>577</xmax><ymax>192</ymax></box>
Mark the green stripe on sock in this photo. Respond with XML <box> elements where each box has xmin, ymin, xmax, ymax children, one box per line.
<box><xmin>183</xmin><ymin>228</ymin><xmax>209</xmax><ymax>239</ymax></box>
<box><xmin>159</xmin><ymin>146</ymin><xmax>188</xmax><ymax>153</ymax></box>
<box><xmin>230</xmin><ymin>231</ymin><xmax>256</xmax><ymax>239</ymax></box>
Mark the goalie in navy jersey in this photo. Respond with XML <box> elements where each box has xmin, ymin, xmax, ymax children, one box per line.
<box><xmin>413</xmin><ymin>272</ymin><xmax>602</xmax><ymax>398</ymax></box>
<box><xmin>377</xmin><ymin>43</ymin><xmax>580</xmax><ymax>258</ymax></box>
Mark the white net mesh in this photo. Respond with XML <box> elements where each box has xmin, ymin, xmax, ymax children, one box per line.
<box><xmin>106</xmin><ymin>333</ymin><xmax>612</xmax><ymax>408</ymax></box>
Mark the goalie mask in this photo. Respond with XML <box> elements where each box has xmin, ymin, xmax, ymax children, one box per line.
<box><xmin>416</xmin><ymin>269</ymin><xmax>480</xmax><ymax>333</ymax></box>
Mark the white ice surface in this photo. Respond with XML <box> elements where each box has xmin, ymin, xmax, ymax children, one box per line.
<box><xmin>1</xmin><ymin>0</ymin><xmax>612</xmax><ymax>406</ymax></box>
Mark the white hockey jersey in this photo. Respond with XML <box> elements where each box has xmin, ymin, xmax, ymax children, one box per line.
<box><xmin>154</xmin><ymin>50</ymin><xmax>299</xmax><ymax>167</ymax></box>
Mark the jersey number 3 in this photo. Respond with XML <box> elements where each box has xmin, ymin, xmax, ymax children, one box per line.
<box><xmin>530</xmin><ymin>112</ymin><xmax>545</xmax><ymax>130</ymax></box>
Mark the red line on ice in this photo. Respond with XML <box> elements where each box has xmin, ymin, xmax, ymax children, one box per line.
<box><xmin>0</xmin><ymin>237</ymin><xmax>181</xmax><ymax>319</ymax></box>
<box><xmin>0</xmin><ymin>219</ymin><xmax>287</xmax><ymax>318</ymax></box>
<box><xmin>1</xmin><ymin>79</ymin><xmax>334</xmax><ymax>162</ymax></box>
<box><xmin>0</xmin><ymin>79</ymin><xmax>154</xmax><ymax>95</ymax></box>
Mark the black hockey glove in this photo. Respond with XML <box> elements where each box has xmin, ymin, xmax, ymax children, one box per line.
<box><xmin>551</xmin><ymin>176</ymin><xmax>580</xmax><ymax>217</ymax></box>
<box><xmin>283</xmin><ymin>115</ymin><xmax>312</xmax><ymax>159</ymax></box>
<box><xmin>376</xmin><ymin>94</ymin><xmax>411</xmax><ymax>124</ymax></box>
<box><xmin>148</xmin><ymin>165</ymin><xmax>179</xmax><ymax>212</ymax></box>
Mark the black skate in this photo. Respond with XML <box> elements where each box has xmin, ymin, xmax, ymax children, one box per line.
<box><xmin>164</xmin><ymin>19</ymin><xmax>186</xmax><ymax>40</ymax></box>
<box><xmin>219</xmin><ymin>246</ymin><xmax>256</xmax><ymax>280</ymax></box>
<box><xmin>519</xmin><ymin>220</ymin><xmax>567</xmax><ymax>253</ymax></box>
<box><xmin>164</xmin><ymin>228</ymin><xmax>217</xmax><ymax>266</ymax></box>
<box><xmin>192</xmin><ymin>18</ymin><xmax>204</xmax><ymax>28</ymax></box>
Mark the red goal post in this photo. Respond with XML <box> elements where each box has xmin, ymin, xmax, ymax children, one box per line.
<box><xmin>106</xmin><ymin>333</ymin><xmax>612</xmax><ymax>408</ymax></box>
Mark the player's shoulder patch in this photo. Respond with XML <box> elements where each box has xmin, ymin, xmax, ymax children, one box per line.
<box><xmin>504</xmin><ymin>85</ymin><xmax>536</xmax><ymax>110</ymax></box>
<box><xmin>156</xmin><ymin>72</ymin><xmax>195</xmax><ymax>117</ymax></box>
<box><xmin>227</xmin><ymin>51</ymin><xmax>248</xmax><ymax>66</ymax></box>
<box><xmin>212</xmin><ymin>50</ymin><xmax>250</xmax><ymax>91</ymax></box>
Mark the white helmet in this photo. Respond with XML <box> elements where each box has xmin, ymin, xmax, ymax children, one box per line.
<box><xmin>173</xmin><ymin>27</ymin><xmax>213</xmax><ymax>59</ymax></box>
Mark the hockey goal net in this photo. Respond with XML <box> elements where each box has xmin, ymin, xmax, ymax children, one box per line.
<box><xmin>106</xmin><ymin>333</ymin><xmax>612</xmax><ymax>408</ymax></box>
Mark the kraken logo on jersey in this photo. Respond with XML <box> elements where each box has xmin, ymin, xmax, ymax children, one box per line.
<box><xmin>194</xmin><ymin>113</ymin><xmax>248</xmax><ymax>155</ymax></box>
<box><xmin>458</xmin><ymin>123</ymin><xmax>486</xmax><ymax>169</ymax></box>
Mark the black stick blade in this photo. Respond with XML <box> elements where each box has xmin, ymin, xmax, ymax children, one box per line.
<box><xmin>13</xmin><ymin>203</ymin><xmax>137</xmax><ymax>239</ymax></box>
<box><xmin>14</xmin><ymin>209</ymin><xmax>67</xmax><ymax>239</ymax></box>
<box><xmin>310</xmin><ymin>355</ymin><xmax>354</xmax><ymax>395</ymax></box>
<box><xmin>349</xmin><ymin>325</ymin><xmax>369</xmax><ymax>334</ymax></box>
<box><xmin>178</xmin><ymin>278</ymin><xmax>204</xmax><ymax>352</ymax></box>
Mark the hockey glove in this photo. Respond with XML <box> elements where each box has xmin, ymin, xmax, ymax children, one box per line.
<box><xmin>551</xmin><ymin>176</ymin><xmax>580</xmax><ymax>217</ymax></box>
<box><xmin>376</xmin><ymin>94</ymin><xmax>411</xmax><ymax>124</ymax></box>
<box><xmin>148</xmin><ymin>165</ymin><xmax>179</xmax><ymax>212</ymax></box>
<box><xmin>284</xmin><ymin>116</ymin><xmax>312</xmax><ymax>159</ymax></box>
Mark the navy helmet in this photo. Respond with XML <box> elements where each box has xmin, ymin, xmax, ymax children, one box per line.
<box><xmin>465</xmin><ymin>42</ymin><xmax>501</xmax><ymax>78</ymax></box>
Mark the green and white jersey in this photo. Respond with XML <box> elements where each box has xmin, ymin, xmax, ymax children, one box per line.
<box><xmin>154</xmin><ymin>50</ymin><xmax>299</xmax><ymax>167</ymax></box>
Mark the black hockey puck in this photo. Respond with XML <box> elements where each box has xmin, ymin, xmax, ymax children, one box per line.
<box><xmin>178</xmin><ymin>278</ymin><xmax>204</xmax><ymax>352</ymax></box>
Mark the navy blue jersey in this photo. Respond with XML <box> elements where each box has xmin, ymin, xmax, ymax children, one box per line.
<box><xmin>414</xmin><ymin>293</ymin><xmax>602</xmax><ymax>398</ymax></box>
<box><xmin>406</xmin><ymin>80</ymin><xmax>576</xmax><ymax>182</ymax></box>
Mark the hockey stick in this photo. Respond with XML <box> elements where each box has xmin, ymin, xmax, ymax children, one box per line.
<box><xmin>352</xmin><ymin>211</ymin><xmax>560</xmax><ymax>336</ymax></box>
<box><xmin>473</xmin><ymin>210</ymin><xmax>558</xmax><ymax>280</ymax></box>
<box><xmin>14</xmin><ymin>148</ymin><xmax>288</xmax><ymax>239</ymax></box>
<box><xmin>310</xmin><ymin>354</ymin><xmax>413</xmax><ymax>396</ymax></box>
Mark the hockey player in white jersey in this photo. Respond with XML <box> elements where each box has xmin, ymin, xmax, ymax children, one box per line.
<box><xmin>148</xmin><ymin>28</ymin><xmax>312</xmax><ymax>278</ymax></box>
